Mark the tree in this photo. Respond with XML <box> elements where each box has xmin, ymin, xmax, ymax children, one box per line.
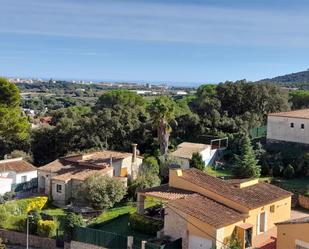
<box><xmin>0</xmin><ymin>78</ymin><xmax>29</xmax><ymax>157</ymax></box>
<box><xmin>63</xmin><ymin>212</ymin><xmax>85</xmax><ymax>241</ymax></box>
<box><xmin>80</xmin><ymin>174</ymin><xmax>126</xmax><ymax>210</ymax></box>
<box><xmin>283</xmin><ymin>164</ymin><xmax>295</xmax><ymax>179</ymax></box>
<box><xmin>234</xmin><ymin>135</ymin><xmax>261</xmax><ymax>178</ymax></box>
<box><xmin>142</xmin><ymin>156</ymin><xmax>160</xmax><ymax>174</ymax></box>
<box><xmin>148</xmin><ymin>96</ymin><xmax>176</xmax><ymax>155</ymax></box>
<box><xmin>190</xmin><ymin>152</ymin><xmax>205</xmax><ymax>170</ymax></box>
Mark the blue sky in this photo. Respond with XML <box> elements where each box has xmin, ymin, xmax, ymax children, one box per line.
<box><xmin>0</xmin><ymin>0</ymin><xmax>309</xmax><ymax>85</ymax></box>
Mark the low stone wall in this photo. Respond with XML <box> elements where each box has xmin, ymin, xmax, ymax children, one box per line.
<box><xmin>0</xmin><ymin>229</ymin><xmax>57</xmax><ymax>249</ymax></box>
<box><xmin>299</xmin><ymin>195</ymin><xmax>309</xmax><ymax>209</ymax></box>
<box><xmin>70</xmin><ymin>241</ymin><xmax>107</xmax><ymax>249</ymax></box>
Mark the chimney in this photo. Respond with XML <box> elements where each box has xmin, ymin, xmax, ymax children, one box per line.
<box><xmin>131</xmin><ymin>144</ymin><xmax>138</xmax><ymax>163</ymax></box>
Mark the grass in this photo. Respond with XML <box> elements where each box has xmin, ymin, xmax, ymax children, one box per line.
<box><xmin>271</xmin><ymin>176</ymin><xmax>309</xmax><ymax>194</ymax></box>
<box><xmin>205</xmin><ymin>166</ymin><xmax>235</xmax><ymax>178</ymax></box>
<box><xmin>43</xmin><ymin>207</ymin><xmax>66</xmax><ymax>217</ymax></box>
<box><xmin>91</xmin><ymin>197</ymin><xmax>162</xmax><ymax>225</ymax></box>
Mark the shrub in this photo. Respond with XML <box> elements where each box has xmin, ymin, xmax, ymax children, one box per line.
<box><xmin>3</xmin><ymin>191</ymin><xmax>15</xmax><ymax>202</ymax></box>
<box><xmin>0</xmin><ymin>195</ymin><xmax>5</xmax><ymax>205</ymax></box>
<box><xmin>0</xmin><ymin>237</ymin><xmax>6</xmax><ymax>249</ymax></box>
<box><xmin>283</xmin><ymin>164</ymin><xmax>295</xmax><ymax>179</ymax></box>
<box><xmin>190</xmin><ymin>152</ymin><xmax>205</xmax><ymax>171</ymax></box>
<box><xmin>28</xmin><ymin>209</ymin><xmax>42</xmax><ymax>234</ymax></box>
<box><xmin>143</xmin><ymin>156</ymin><xmax>160</xmax><ymax>174</ymax></box>
<box><xmin>80</xmin><ymin>174</ymin><xmax>126</xmax><ymax>210</ymax></box>
<box><xmin>63</xmin><ymin>212</ymin><xmax>85</xmax><ymax>241</ymax></box>
<box><xmin>0</xmin><ymin>207</ymin><xmax>7</xmax><ymax>228</ymax></box>
<box><xmin>37</xmin><ymin>220</ymin><xmax>57</xmax><ymax>237</ymax></box>
<box><xmin>129</xmin><ymin>213</ymin><xmax>163</xmax><ymax>235</ymax></box>
<box><xmin>26</xmin><ymin>197</ymin><xmax>48</xmax><ymax>213</ymax></box>
<box><xmin>272</xmin><ymin>164</ymin><xmax>283</xmax><ymax>177</ymax></box>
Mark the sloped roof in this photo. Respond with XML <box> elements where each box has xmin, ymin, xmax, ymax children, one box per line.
<box><xmin>139</xmin><ymin>184</ymin><xmax>194</xmax><ymax>200</ymax></box>
<box><xmin>168</xmin><ymin>194</ymin><xmax>246</xmax><ymax>228</ymax></box>
<box><xmin>181</xmin><ymin>168</ymin><xmax>292</xmax><ymax>209</ymax></box>
<box><xmin>171</xmin><ymin>142</ymin><xmax>210</xmax><ymax>159</ymax></box>
<box><xmin>269</xmin><ymin>109</ymin><xmax>309</xmax><ymax>119</ymax></box>
<box><xmin>276</xmin><ymin>216</ymin><xmax>309</xmax><ymax>225</ymax></box>
<box><xmin>0</xmin><ymin>158</ymin><xmax>36</xmax><ymax>173</ymax></box>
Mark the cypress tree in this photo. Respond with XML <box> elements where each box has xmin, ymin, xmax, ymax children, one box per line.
<box><xmin>234</xmin><ymin>135</ymin><xmax>261</xmax><ymax>178</ymax></box>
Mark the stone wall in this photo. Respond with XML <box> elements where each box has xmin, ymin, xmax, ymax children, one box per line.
<box><xmin>0</xmin><ymin>229</ymin><xmax>57</xmax><ymax>249</ymax></box>
<box><xmin>299</xmin><ymin>195</ymin><xmax>309</xmax><ymax>209</ymax></box>
<box><xmin>70</xmin><ymin>241</ymin><xmax>107</xmax><ymax>249</ymax></box>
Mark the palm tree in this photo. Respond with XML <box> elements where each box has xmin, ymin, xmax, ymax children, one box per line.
<box><xmin>148</xmin><ymin>96</ymin><xmax>176</xmax><ymax>155</ymax></box>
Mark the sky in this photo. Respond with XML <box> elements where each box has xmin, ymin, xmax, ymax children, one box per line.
<box><xmin>0</xmin><ymin>0</ymin><xmax>309</xmax><ymax>86</ymax></box>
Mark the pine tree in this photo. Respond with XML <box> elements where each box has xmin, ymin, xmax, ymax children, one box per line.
<box><xmin>234</xmin><ymin>135</ymin><xmax>261</xmax><ymax>178</ymax></box>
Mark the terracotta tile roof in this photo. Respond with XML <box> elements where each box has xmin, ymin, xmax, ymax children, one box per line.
<box><xmin>268</xmin><ymin>109</ymin><xmax>309</xmax><ymax>119</ymax></box>
<box><xmin>52</xmin><ymin>166</ymin><xmax>113</xmax><ymax>182</ymax></box>
<box><xmin>276</xmin><ymin>216</ymin><xmax>309</xmax><ymax>225</ymax></box>
<box><xmin>139</xmin><ymin>184</ymin><xmax>195</xmax><ymax>200</ymax></box>
<box><xmin>182</xmin><ymin>168</ymin><xmax>292</xmax><ymax>209</ymax></box>
<box><xmin>171</xmin><ymin>142</ymin><xmax>210</xmax><ymax>159</ymax></box>
<box><xmin>0</xmin><ymin>158</ymin><xmax>36</xmax><ymax>173</ymax></box>
<box><xmin>38</xmin><ymin>159</ymin><xmax>70</xmax><ymax>172</ymax></box>
<box><xmin>168</xmin><ymin>194</ymin><xmax>246</xmax><ymax>228</ymax></box>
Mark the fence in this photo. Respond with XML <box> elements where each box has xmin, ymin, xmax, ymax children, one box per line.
<box><xmin>73</xmin><ymin>226</ymin><xmax>127</xmax><ymax>249</ymax></box>
<box><xmin>250</xmin><ymin>126</ymin><xmax>267</xmax><ymax>139</ymax></box>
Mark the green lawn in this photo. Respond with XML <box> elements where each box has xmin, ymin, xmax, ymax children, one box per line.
<box><xmin>271</xmin><ymin>177</ymin><xmax>309</xmax><ymax>195</ymax></box>
<box><xmin>205</xmin><ymin>166</ymin><xmax>235</xmax><ymax>178</ymax></box>
<box><xmin>91</xmin><ymin>198</ymin><xmax>162</xmax><ymax>225</ymax></box>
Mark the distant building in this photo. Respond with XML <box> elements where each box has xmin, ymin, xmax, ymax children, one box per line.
<box><xmin>267</xmin><ymin>109</ymin><xmax>309</xmax><ymax>145</ymax></box>
<box><xmin>170</xmin><ymin>142</ymin><xmax>219</xmax><ymax>168</ymax></box>
<box><xmin>38</xmin><ymin>145</ymin><xmax>143</xmax><ymax>205</ymax></box>
<box><xmin>0</xmin><ymin>158</ymin><xmax>37</xmax><ymax>194</ymax></box>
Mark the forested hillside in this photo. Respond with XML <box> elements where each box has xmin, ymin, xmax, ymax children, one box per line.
<box><xmin>258</xmin><ymin>69</ymin><xmax>309</xmax><ymax>89</ymax></box>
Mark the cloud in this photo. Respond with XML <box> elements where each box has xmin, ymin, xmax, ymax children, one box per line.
<box><xmin>0</xmin><ymin>0</ymin><xmax>309</xmax><ymax>47</ymax></box>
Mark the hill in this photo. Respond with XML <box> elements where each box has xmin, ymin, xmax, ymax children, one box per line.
<box><xmin>257</xmin><ymin>69</ymin><xmax>309</xmax><ymax>88</ymax></box>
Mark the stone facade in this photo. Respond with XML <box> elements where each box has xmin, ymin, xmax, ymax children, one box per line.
<box><xmin>0</xmin><ymin>229</ymin><xmax>57</xmax><ymax>249</ymax></box>
<box><xmin>164</xmin><ymin>207</ymin><xmax>188</xmax><ymax>249</ymax></box>
<box><xmin>298</xmin><ymin>195</ymin><xmax>309</xmax><ymax>209</ymax></box>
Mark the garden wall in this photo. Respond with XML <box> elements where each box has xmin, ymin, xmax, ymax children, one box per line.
<box><xmin>70</xmin><ymin>241</ymin><xmax>107</xmax><ymax>249</ymax></box>
<box><xmin>0</xmin><ymin>229</ymin><xmax>57</xmax><ymax>249</ymax></box>
<box><xmin>298</xmin><ymin>195</ymin><xmax>309</xmax><ymax>209</ymax></box>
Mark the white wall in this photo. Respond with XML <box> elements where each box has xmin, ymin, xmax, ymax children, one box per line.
<box><xmin>267</xmin><ymin>116</ymin><xmax>309</xmax><ymax>144</ymax></box>
<box><xmin>15</xmin><ymin>170</ymin><xmax>37</xmax><ymax>184</ymax></box>
<box><xmin>0</xmin><ymin>178</ymin><xmax>13</xmax><ymax>195</ymax></box>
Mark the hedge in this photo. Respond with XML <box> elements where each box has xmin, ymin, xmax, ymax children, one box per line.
<box><xmin>0</xmin><ymin>196</ymin><xmax>48</xmax><ymax>215</ymax></box>
<box><xmin>129</xmin><ymin>213</ymin><xmax>163</xmax><ymax>235</ymax></box>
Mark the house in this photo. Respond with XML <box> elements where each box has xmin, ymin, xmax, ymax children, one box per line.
<box><xmin>276</xmin><ymin>216</ymin><xmax>309</xmax><ymax>249</ymax></box>
<box><xmin>38</xmin><ymin>145</ymin><xmax>142</xmax><ymax>205</ymax></box>
<box><xmin>267</xmin><ymin>109</ymin><xmax>309</xmax><ymax>145</ymax></box>
<box><xmin>170</xmin><ymin>142</ymin><xmax>219</xmax><ymax>168</ymax></box>
<box><xmin>0</xmin><ymin>158</ymin><xmax>37</xmax><ymax>195</ymax></box>
<box><xmin>138</xmin><ymin>168</ymin><xmax>292</xmax><ymax>249</ymax></box>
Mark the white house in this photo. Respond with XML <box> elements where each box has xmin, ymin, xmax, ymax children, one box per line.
<box><xmin>0</xmin><ymin>158</ymin><xmax>37</xmax><ymax>195</ymax></box>
<box><xmin>267</xmin><ymin>109</ymin><xmax>309</xmax><ymax>145</ymax></box>
<box><xmin>170</xmin><ymin>142</ymin><xmax>218</xmax><ymax>169</ymax></box>
<box><xmin>38</xmin><ymin>144</ymin><xmax>143</xmax><ymax>205</ymax></box>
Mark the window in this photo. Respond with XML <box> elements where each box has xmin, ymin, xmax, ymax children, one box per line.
<box><xmin>301</xmin><ymin>124</ymin><xmax>305</xmax><ymax>129</ymax></box>
<box><xmin>270</xmin><ymin>205</ymin><xmax>275</xmax><ymax>213</ymax></box>
<box><xmin>290</xmin><ymin>122</ymin><xmax>294</xmax><ymax>128</ymax></box>
<box><xmin>257</xmin><ymin>212</ymin><xmax>267</xmax><ymax>234</ymax></box>
<box><xmin>21</xmin><ymin>175</ymin><xmax>27</xmax><ymax>183</ymax></box>
<box><xmin>56</xmin><ymin>184</ymin><xmax>62</xmax><ymax>193</ymax></box>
